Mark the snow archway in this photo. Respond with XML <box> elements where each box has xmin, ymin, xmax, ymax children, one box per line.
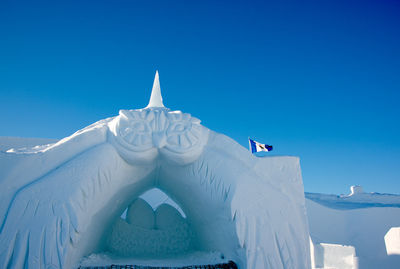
<box><xmin>73</xmin><ymin>146</ymin><xmax>245</xmax><ymax>266</ymax></box>
<box><xmin>0</xmin><ymin>73</ymin><xmax>311</xmax><ymax>269</ymax></box>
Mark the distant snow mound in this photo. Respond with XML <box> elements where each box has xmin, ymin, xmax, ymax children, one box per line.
<box><xmin>350</xmin><ymin>185</ymin><xmax>363</xmax><ymax>195</ymax></box>
<box><xmin>305</xmin><ymin>186</ymin><xmax>400</xmax><ymax>210</ymax></box>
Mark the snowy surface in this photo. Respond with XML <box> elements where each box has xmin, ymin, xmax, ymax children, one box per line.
<box><xmin>79</xmin><ymin>251</ymin><xmax>226</xmax><ymax>267</ymax></box>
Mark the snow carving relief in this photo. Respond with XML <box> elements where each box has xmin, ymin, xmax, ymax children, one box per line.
<box><xmin>109</xmin><ymin>108</ymin><xmax>209</xmax><ymax>165</ymax></box>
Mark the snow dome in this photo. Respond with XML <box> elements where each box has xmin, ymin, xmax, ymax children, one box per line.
<box><xmin>0</xmin><ymin>72</ymin><xmax>310</xmax><ymax>269</ymax></box>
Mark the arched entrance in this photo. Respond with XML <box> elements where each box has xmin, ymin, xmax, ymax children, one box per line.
<box><xmin>75</xmin><ymin>160</ymin><xmax>243</xmax><ymax>268</ymax></box>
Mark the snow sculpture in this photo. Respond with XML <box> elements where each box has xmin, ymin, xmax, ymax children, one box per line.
<box><xmin>109</xmin><ymin>107</ymin><xmax>208</xmax><ymax>165</ymax></box>
<box><xmin>0</xmin><ymin>72</ymin><xmax>311</xmax><ymax>269</ymax></box>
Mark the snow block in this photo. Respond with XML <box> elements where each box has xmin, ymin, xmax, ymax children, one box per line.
<box><xmin>310</xmin><ymin>240</ymin><xmax>358</xmax><ymax>269</ymax></box>
<box><xmin>385</xmin><ymin>227</ymin><xmax>400</xmax><ymax>255</ymax></box>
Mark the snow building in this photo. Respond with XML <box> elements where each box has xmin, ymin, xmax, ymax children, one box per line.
<box><xmin>0</xmin><ymin>72</ymin><xmax>311</xmax><ymax>269</ymax></box>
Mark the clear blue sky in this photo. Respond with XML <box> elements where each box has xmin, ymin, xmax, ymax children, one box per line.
<box><xmin>1</xmin><ymin>0</ymin><xmax>399</xmax><ymax>195</ymax></box>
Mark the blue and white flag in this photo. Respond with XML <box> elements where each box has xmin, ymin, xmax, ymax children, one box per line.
<box><xmin>249</xmin><ymin>138</ymin><xmax>273</xmax><ymax>153</ymax></box>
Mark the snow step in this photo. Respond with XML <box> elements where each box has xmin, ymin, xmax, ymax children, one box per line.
<box><xmin>78</xmin><ymin>260</ymin><xmax>238</xmax><ymax>269</ymax></box>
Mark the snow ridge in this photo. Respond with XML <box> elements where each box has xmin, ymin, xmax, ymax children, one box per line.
<box><xmin>305</xmin><ymin>191</ymin><xmax>400</xmax><ymax>210</ymax></box>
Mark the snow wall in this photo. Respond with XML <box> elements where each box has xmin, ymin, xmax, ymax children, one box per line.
<box><xmin>385</xmin><ymin>227</ymin><xmax>400</xmax><ymax>256</ymax></box>
<box><xmin>0</xmin><ymin>107</ymin><xmax>310</xmax><ymax>269</ymax></box>
<box><xmin>307</xmin><ymin>198</ymin><xmax>400</xmax><ymax>269</ymax></box>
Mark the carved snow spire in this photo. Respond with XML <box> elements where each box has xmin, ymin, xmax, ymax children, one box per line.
<box><xmin>146</xmin><ymin>70</ymin><xmax>165</xmax><ymax>108</ymax></box>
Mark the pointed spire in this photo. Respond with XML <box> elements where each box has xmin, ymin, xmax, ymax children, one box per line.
<box><xmin>146</xmin><ymin>70</ymin><xmax>165</xmax><ymax>108</ymax></box>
